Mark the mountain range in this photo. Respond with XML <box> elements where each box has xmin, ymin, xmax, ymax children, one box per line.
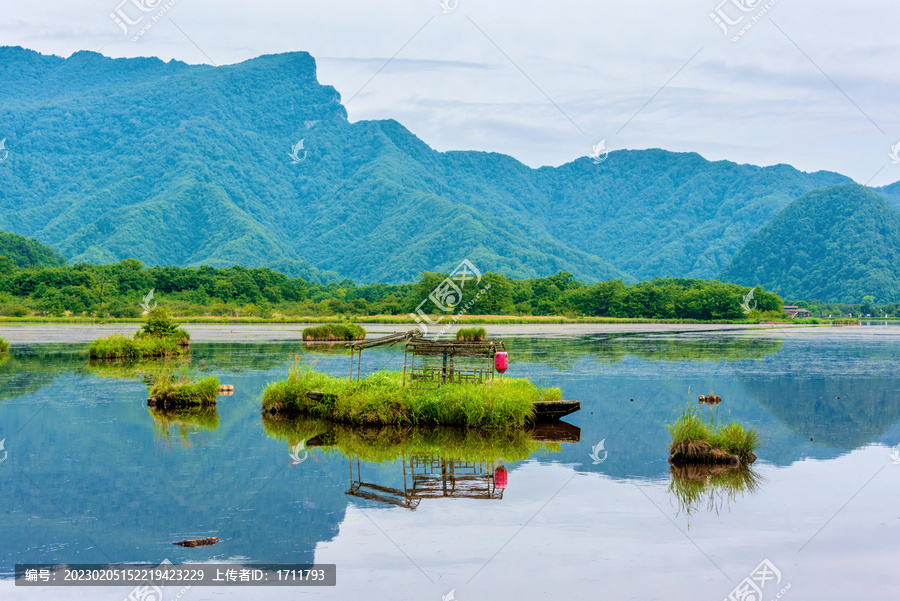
<box><xmin>1</xmin><ymin>46</ymin><xmax>899</xmax><ymax>301</ymax></box>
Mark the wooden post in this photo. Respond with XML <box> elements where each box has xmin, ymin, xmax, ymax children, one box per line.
<box><xmin>402</xmin><ymin>347</ymin><xmax>408</xmax><ymax>387</ymax></box>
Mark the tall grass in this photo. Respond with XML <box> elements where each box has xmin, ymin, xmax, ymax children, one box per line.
<box><xmin>302</xmin><ymin>324</ymin><xmax>366</xmax><ymax>341</ymax></box>
<box><xmin>0</xmin><ymin>336</ymin><xmax>9</xmax><ymax>354</ymax></box>
<box><xmin>262</xmin><ymin>363</ymin><xmax>560</xmax><ymax>428</ymax></box>
<box><xmin>667</xmin><ymin>404</ymin><xmax>760</xmax><ymax>464</ymax></box>
<box><xmin>87</xmin><ymin>333</ymin><xmax>183</xmax><ymax>359</ymax></box>
<box><xmin>456</xmin><ymin>327</ymin><xmax>487</xmax><ymax>341</ymax></box>
<box><xmin>262</xmin><ymin>415</ymin><xmax>559</xmax><ymax>463</ymax></box>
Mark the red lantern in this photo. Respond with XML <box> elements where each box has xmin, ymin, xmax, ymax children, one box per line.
<box><xmin>494</xmin><ymin>351</ymin><xmax>509</xmax><ymax>373</ymax></box>
<box><xmin>494</xmin><ymin>466</ymin><xmax>508</xmax><ymax>489</ymax></box>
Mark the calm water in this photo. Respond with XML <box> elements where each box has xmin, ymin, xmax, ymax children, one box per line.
<box><xmin>1</xmin><ymin>324</ymin><xmax>898</xmax><ymax>600</ymax></box>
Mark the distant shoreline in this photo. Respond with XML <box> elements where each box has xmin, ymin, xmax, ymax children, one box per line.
<box><xmin>0</xmin><ymin>314</ymin><xmax>817</xmax><ymax>326</ymax></box>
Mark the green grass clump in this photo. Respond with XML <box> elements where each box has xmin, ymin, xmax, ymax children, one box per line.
<box><xmin>302</xmin><ymin>323</ymin><xmax>366</xmax><ymax>341</ymax></box>
<box><xmin>262</xmin><ymin>415</ymin><xmax>558</xmax><ymax>463</ymax></box>
<box><xmin>148</xmin><ymin>372</ymin><xmax>219</xmax><ymax>407</ymax></box>
<box><xmin>456</xmin><ymin>327</ymin><xmax>487</xmax><ymax>341</ymax></box>
<box><xmin>262</xmin><ymin>363</ymin><xmax>560</xmax><ymax>428</ymax></box>
<box><xmin>88</xmin><ymin>333</ymin><xmax>183</xmax><ymax>359</ymax></box>
<box><xmin>0</xmin><ymin>336</ymin><xmax>9</xmax><ymax>354</ymax></box>
<box><xmin>667</xmin><ymin>405</ymin><xmax>760</xmax><ymax>464</ymax></box>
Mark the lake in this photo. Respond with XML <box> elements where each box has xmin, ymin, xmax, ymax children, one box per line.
<box><xmin>1</xmin><ymin>324</ymin><xmax>898</xmax><ymax>600</ymax></box>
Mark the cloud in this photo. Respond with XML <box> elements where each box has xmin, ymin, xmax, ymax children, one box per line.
<box><xmin>0</xmin><ymin>0</ymin><xmax>897</xmax><ymax>184</ymax></box>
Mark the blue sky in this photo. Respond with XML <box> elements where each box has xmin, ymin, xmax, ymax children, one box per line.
<box><xmin>3</xmin><ymin>0</ymin><xmax>899</xmax><ymax>185</ymax></box>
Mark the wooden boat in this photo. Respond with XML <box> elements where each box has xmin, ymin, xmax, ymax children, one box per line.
<box><xmin>531</xmin><ymin>400</ymin><xmax>581</xmax><ymax>422</ymax></box>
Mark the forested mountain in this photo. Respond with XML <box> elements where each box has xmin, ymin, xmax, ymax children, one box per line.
<box><xmin>876</xmin><ymin>180</ymin><xmax>900</xmax><ymax>211</ymax></box>
<box><xmin>0</xmin><ymin>231</ymin><xmax>65</xmax><ymax>269</ymax></box>
<box><xmin>0</xmin><ymin>47</ymin><xmax>853</xmax><ymax>284</ymax></box>
<box><xmin>720</xmin><ymin>184</ymin><xmax>900</xmax><ymax>303</ymax></box>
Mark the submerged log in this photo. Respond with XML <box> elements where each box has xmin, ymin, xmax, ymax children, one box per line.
<box><xmin>218</xmin><ymin>385</ymin><xmax>234</xmax><ymax>396</ymax></box>
<box><xmin>172</xmin><ymin>537</ymin><xmax>219</xmax><ymax>548</ymax></box>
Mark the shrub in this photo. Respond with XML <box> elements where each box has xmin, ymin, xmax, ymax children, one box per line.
<box><xmin>0</xmin><ymin>304</ymin><xmax>29</xmax><ymax>317</ymax></box>
<box><xmin>135</xmin><ymin>308</ymin><xmax>190</xmax><ymax>344</ymax></box>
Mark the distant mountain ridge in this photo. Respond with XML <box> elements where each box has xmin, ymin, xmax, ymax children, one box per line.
<box><xmin>721</xmin><ymin>184</ymin><xmax>900</xmax><ymax>303</ymax></box>
<box><xmin>0</xmin><ymin>46</ymin><xmax>879</xmax><ymax>289</ymax></box>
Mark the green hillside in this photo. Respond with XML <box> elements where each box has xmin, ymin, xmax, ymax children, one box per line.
<box><xmin>0</xmin><ymin>47</ymin><xmax>851</xmax><ymax>283</ymax></box>
<box><xmin>720</xmin><ymin>184</ymin><xmax>900</xmax><ymax>302</ymax></box>
<box><xmin>0</xmin><ymin>231</ymin><xmax>66</xmax><ymax>269</ymax></box>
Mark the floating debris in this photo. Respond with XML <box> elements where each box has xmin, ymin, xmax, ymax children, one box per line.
<box><xmin>172</xmin><ymin>537</ymin><xmax>219</xmax><ymax>548</ymax></box>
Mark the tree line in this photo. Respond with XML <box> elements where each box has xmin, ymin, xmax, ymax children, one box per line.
<box><xmin>0</xmin><ymin>257</ymin><xmax>785</xmax><ymax>321</ymax></box>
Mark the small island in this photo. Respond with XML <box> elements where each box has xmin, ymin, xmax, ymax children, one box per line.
<box><xmin>302</xmin><ymin>323</ymin><xmax>366</xmax><ymax>342</ymax></box>
<box><xmin>88</xmin><ymin>308</ymin><xmax>190</xmax><ymax>359</ymax></box>
<box><xmin>667</xmin><ymin>405</ymin><xmax>759</xmax><ymax>466</ymax></box>
<box><xmin>263</xmin><ymin>330</ymin><xmax>579</xmax><ymax>429</ymax></box>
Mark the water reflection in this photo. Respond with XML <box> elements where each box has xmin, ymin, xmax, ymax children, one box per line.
<box><xmin>263</xmin><ymin>416</ymin><xmax>580</xmax><ymax>509</ymax></box>
<box><xmin>348</xmin><ymin>457</ymin><xmax>506</xmax><ymax>510</ymax></box>
<box><xmin>263</xmin><ymin>416</ymin><xmax>579</xmax><ymax>462</ymax></box>
<box><xmin>668</xmin><ymin>463</ymin><xmax>762</xmax><ymax>517</ymax></box>
<box><xmin>149</xmin><ymin>405</ymin><xmax>220</xmax><ymax>448</ymax></box>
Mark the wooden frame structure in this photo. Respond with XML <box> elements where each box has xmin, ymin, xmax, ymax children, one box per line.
<box><xmin>402</xmin><ymin>339</ymin><xmax>505</xmax><ymax>389</ymax></box>
<box><xmin>345</xmin><ymin>329</ymin><xmax>505</xmax><ymax>388</ymax></box>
